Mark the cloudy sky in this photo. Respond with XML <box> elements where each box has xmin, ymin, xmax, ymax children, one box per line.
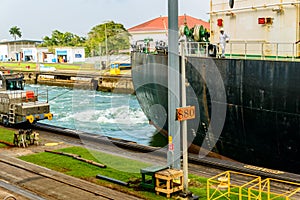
<box><xmin>0</xmin><ymin>0</ymin><xmax>210</xmax><ymax>41</ymax></box>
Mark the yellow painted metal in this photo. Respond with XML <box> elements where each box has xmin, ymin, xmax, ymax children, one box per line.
<box><xmin>26</xmin><ymin>115</ymin><xmax>34</xmax><ymax>123</ymax></box>
<box><xmin>207</xmin><ymin>171</ymin><xmax>261</xmax><ymax>200</ymax></box>
<box><xmin>44</xmin><ymin>113</ymin><xmax>53</xmax><ymax>120</ymax></box>
<box><xmin>110</xmin><ymin>62</ymin><xmax>121</xmax><ymax>75</ymax></box>
<box><xmin>248</xmin><ymin>178</ymin><xmax>300</xmax><ymax>200</ymax></box>
<box><xmin>207</xmin><ymin>171</ymin><xmax>300</xmax><ymax>200</ymax></box>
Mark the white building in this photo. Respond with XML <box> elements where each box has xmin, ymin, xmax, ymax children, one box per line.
<box><xmin>22</xmin><ymin>47</ymin><xmax>49</xmax><ymax>62</ymax></box>
<box><xmin>0</xmin><ymin>40</ymin><xmax>42</xmax><ymax>61</ymax></box>
<box><xmin>55</xmin><ymin>47</ymin><xmax>85</xmax><ymax>63</ymax></box>
<box><xmin>0</xmin><ymin>40</ymin><xmax>86</xmax><ymax>63</ymax></box>
<box><xmin>0</xmin><ymin>45</ymin><xmax>8</xmax><ymax>61</ymax></box>
<box><xmin>210</xmin><ymin>0</ymin><xmax>300</xmax><ymax>57</ymax></box>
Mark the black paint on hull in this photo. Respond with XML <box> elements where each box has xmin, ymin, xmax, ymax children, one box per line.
<box><xmin>131</xmin><ymin>52</ymin><xmax>300</xmax><ymax>173</ymax></box>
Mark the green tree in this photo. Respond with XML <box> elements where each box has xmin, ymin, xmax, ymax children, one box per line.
<box><xmin>40</xmin><ymin>30</ymin><xmax>86</xmax><ymax>47</ymax></box>
<box><xmin>85</xmin><ymin>21</ymin><xmax>131</xmax><ymax>57</ymax></box>
<box><xmin>9</xmin><ymin>26</ymin><xmax>22</xmax><ymax>40</ymax></box>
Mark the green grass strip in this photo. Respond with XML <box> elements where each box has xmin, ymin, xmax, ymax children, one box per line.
<box><xmin>0</xmin><ymin>127</ymin><xmax>15</xmax><ymax>147</ymax></box>
<box><xmin>0</xmin><ymin>62</ymin><xmax>84</xmax><ymax>71</ymax></box>
<box><xmin>18</xmin><ymin>146</ymin><xmax>210</xmax><ymax>199</ymax></box>
<box><xmin>19</xmin><ymin>146</ymin><xmax>150</xmax><ymax>180</ymax></box>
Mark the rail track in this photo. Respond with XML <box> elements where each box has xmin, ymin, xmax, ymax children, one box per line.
<box><xmin>0</xmin><ymin>153</ymin><xmax>141</xmax><ymax>200</ymax></box>
<box><xmin>31</xmin><ymin>123</ymin><xmax>300</xmax><ymax>183</ymax></box>
<box><xmin>3</xmin><ymin>123</ymin><xmax>300</xmax><ymax>199</ymax></box>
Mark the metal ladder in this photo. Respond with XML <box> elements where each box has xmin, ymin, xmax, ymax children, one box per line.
<box><xmin>9</xmin><ymin>104</ymin><xmax>16</xmax><ymax>124</ymax></box>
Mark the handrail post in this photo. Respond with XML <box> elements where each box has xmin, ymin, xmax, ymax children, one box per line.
<box><xmin>292</xmin><ymin>43</ymin><xmax>295</xmax><ymax>61</ymax></box>
<box><xmin>261</xmin><ymin>43</ymin><xmax>264</xmax><ymax>60</ymax></box>
<box><xmin>276</xmin><ymin>43</ymin><xmax>279</xmax><ymax>61</ymax></box>
<box><xmin>244</xmin><ymin>41</ymin><xmax>247</xmax><ymax>59</ymax></box>
<box><xmin>230</xmin><ymin>42</ymin><xmax>232</xmax><ymax>58</ymax></box>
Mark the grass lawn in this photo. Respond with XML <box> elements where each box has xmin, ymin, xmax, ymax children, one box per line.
<box><xmin>19</xmin><ymin>146</ymin><xmax>287</xmax><ymax>200</ymax></box>
<box><xmin>0</xmin><ymin>129</ymin><xmax>288</xmax><ymax>199</ymax></box>
<box><xmin>0</xmin><ymin>127</ymin><xmax>15</xmax><ymax>147</ymax></box>
<box><xmin>19</xmin><ymin>146</ymin><xmax>209</xmax><ymax>199</ymax></box>
<box><xmin>0</xmin><ymin>62</ymin><xmax>87</xmax><ymax>71</ymax></box>
<box><xmin>19</xmin><ymin>146</ymin><xmax>164</xmax><ymax>199</ymax></box>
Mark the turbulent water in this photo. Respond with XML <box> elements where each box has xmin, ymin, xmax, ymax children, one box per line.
<box><xmin>25</xmin><ymin>84</ymin><xmax>156</xmax><ymax>145</ymax></box>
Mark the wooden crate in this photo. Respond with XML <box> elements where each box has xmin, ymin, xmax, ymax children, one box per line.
<box><xmin>155</xmin><ymin>169</ymin><xmax>183</xmax><ymax>198</ymax></box>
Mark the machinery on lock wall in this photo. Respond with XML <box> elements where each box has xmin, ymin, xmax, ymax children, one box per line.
<box><xmin>0</xmin><ymin>71</ymin><xmax>52</xmax><ymax>126</ymax></box>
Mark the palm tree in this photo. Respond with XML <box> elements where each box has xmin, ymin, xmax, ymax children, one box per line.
<box><xmin>9</xmin><ymin>26</ymin><xmax>22</xmax><ymax>40</ymax></box>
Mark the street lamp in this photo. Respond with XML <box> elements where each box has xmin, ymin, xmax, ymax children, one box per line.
<box><xmin>105</xmin><ymin>22</ymin><xmax>109</xmax><ymax>68</ymax></box>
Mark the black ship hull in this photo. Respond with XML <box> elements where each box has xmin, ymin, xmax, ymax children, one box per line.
<box><xmin>131</xmin><ymin>52</ymin><xmax>300</xmax><ymax>173</ymax></box>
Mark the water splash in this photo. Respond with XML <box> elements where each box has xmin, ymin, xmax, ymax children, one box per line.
<box><xmin>25</xmin><ymin>84</ymin><xmax>156</xmax><ymax>145</ymax></box>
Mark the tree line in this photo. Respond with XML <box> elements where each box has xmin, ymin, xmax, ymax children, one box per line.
<box><xmin>8</xmin><ymin>21</ymin><xmax>131</xmax><ymax>57</ymax></box>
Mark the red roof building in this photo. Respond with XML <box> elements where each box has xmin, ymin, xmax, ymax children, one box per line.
<box><xmin>128</xmin><ymin>15</ymin><xmax>209</xmax><ymax>45</ymax></box>
<box><xmin>128</xmin><ymin>15</ymin><xmax>209</xmax><ymax>32</ymax></box>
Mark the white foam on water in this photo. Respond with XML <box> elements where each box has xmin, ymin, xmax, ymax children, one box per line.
<box><xmin>26</xmin><ymin>84</ymin><xmax>156</xmax><ymax>145</ymax></box>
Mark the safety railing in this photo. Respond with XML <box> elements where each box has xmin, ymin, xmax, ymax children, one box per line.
<box><xmin>180</xmin><ymin>42</ymin><xmax>211</xmax><ymax>57</ymax></box>
<box><xmin>248</xmin><ymin>178</ymin><xmax>300</xmax><ymax>200</ymax></box>
<box><xmin>207</xmin><ymin>171</ymin><xmax>300</xmax><ymax>200</ymax></box>
<box><xmin>182</xmin><ymin>41</ymin><xmax>300</xmax><ymax>61</ymax></box>
<box><xmin>207</xmin><ymin>171</ymin><xmax>261</xmax><ymax>200</ymax></box>
<box><xmin>7</xmin><ymin>88</ymin><xmax>49</xmax><ymax>104</ymax></box>
<box><xmin>228</xmin><ymin>41</ymin><xmax>299</xmax><ymax>61</ymax></box>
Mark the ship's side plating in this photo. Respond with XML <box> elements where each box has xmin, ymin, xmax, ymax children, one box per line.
<box><xmin>131</xmin><ymin>52</ymin><xmax>300</xmax><ymax>173</ymax></box>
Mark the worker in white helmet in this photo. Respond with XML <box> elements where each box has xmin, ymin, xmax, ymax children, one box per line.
<box><xmin>219</xmin><ymin>28</ymin><xmax>230</xmax><ymax>58</ymax></box>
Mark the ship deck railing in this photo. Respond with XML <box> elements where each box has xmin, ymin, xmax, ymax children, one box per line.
<box><xmin>181</xmin><ymin>41</ymin><xmax>300</xmax><ymax>62</ymax></box>
<box><xmin>5</xmin><ymin>89</ymin><xmax>49</xmax><ymax>104</ymax></box>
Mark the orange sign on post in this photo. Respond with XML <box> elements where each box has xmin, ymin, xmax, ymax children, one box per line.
<box><xmin>176</xmin><ymin>106</ymin><xmax>195</xmax><ymax>121</ymax></box>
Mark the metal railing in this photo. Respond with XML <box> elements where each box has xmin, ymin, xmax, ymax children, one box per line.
<box><xmin>207</xmin><ymin>171</ymin><xmax>261</xmax><ymax>200</ymax></box>
<box><xmin>7</xmin><ymin>89</ymin><xmax>49</xmax><ymax>104</ymax></box>
<box><xmin>181</xmin><ymin>41</ymin><xmax>300</xmax><ymax>61</ymax></box>
<box><xmin>180</xmin><ymin>42</ymin><xmax>211</xmax><ymax>57</ymax></box>
<box><xmin>248</xmin><ymin>178</ymin><xmax>300</xmax><ymax>200</ymax></box>
<box><xmin>207</xmin><ymin>170</ymin><xmax>300</xmax><ymax>200</ymax></box>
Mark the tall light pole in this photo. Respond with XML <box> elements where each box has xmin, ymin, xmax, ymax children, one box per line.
<box><xmin>168</xmin><ymin>0</ymin><xmax>190</xmax><ymax>195</ymax></box>
<box><xmin>105</xmin><ymin>23</ymin><xmax>109</xmax><ymax>68</ymax></box>
<box><xmin>168</xmin><ymin>0</ymin><xmax>181</xmax><ymax>170</ymax></box>
<box><xmin>181</xmin><ymin>42</ymin><xmax>188</xmax><ymax>194</ymax></box>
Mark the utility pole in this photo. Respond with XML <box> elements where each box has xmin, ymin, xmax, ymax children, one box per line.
<box><xmin>167</xmin><ymin>0</ymin><xmax>181</xmax><ymax>170</ymax></box>
<box><xmin>169</xmin><ymin>1</ymin><xmax>193</xmax><ymax>195</ymax></box>
<box><xmin>105</xmin><ymin>23</ymin><xmax>109</xmax><ymax>68</ymax></box>
<box><xmin>181</xmin><ymin>42</ymin><xmax>188</xmax><ymax>194</ymax></box>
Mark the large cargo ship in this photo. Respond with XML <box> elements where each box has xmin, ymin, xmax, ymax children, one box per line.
<box><xmin>131</xmin><ymin>0</ymin><xmax>300</xmax><ymax>173</ymax></box>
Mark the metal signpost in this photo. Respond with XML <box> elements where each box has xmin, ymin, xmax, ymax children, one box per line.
<box><xmin>168</xmin><ymin>0</ymin><xmax>181</xmax><ymax>170</ymax></box>
<box><xmin>178</xmin><ymin>43</ymin><xmax>196</xmax><ymax>194</ymax></box>
<box><xmin>168</xmin><ymin>0</ymin><xmax>196</xmax><ymax>196</ymax></box>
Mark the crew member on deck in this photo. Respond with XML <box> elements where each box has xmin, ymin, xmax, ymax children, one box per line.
<box><xmin>219</xmin><ymin>28</ymin><xmax>230</xmax><ymax>58</ymax></box>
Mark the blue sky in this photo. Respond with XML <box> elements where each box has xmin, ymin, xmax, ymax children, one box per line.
<box><xmin>0</xmin><ymin>0</ymin><xmax>209</xmax><ymax>40</ymax></box>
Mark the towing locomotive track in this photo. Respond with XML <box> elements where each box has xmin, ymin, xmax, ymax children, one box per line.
<box><xmin>0</xmin><ymin>154</ymin><xmax>141</xmax><ymax>200</ymax></box>
<box><xmin>30</xmin><ymin>123</ymin><xmax>300</xmax><ymax>183</ymax></box>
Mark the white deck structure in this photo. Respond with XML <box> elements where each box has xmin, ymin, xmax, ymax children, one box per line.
<box><xmin>209</xmin><ymin>0</ymin><xmax>300</xmax><ymax>57</ymax></box>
